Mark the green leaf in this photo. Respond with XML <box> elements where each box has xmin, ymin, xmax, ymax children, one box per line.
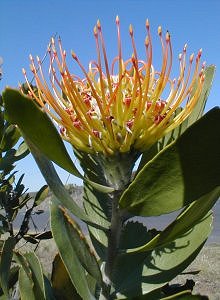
<box><xmin>119</xmin><ymin>221</ymin><xmax>154</xmax><ymax>250</ymax></box>
<box><xmin>43</xmin><ymin>275</ymin><xmax>56</xmax><ymax>300</ymax></box>
<box><xmin>75</xmin><ymin>150</ymin><xmax>114</xmax><ymax>259</ymax></box>
<box><xmin>111</xmin><ymin>213</ymin><xmax>212</xmax><ymax>298</ymax></box>
<box><xmin>120</xmin><ymin>108</ymin><xmax>220</xmax><ymax>216</ymax></box>
<box><xmin>86</xmin><ymin>273</ymin><xmax>99</xmax><ymax>299</ymax></box>
<box><xmin>0</xmin><ymin>150</ymin><xmax>15</xmax><ymax>172</ymax></box>
<box><xmin>0</xmin><ymin>141</ymin><xmax>29</xmax><ymax>173</ymax></box>
<box><xmin>76</xmin><ymin>150</ymin><xmax>114</xmax><ymax>211</ymax></box>
<box><xmin>0</xmin><ymin>237</ymin><xmax>16</xmax><ymax>297</ymax></box>
<box><xmin>31</xmin><ymin>147</ymin><xmax>99</xmax><ymax>225</ymax></box>
<box><xmin>84</xmin><ymin>182</ymin><xmax>110</xmax><ymax>259</ymax></box>
<box><xmin>0</xmin><ymin>124</ymin><xmax>20</xmax><ymax>152</ymax></box>
<box><xmin>15</xmin><ymin>253</ymin><xmax>35</xmax><ymax>300</ymax></box>
<box><xmin>14</xmin><ymin>252</ymin><xmax>32</xmax><ymax>279</ymax></box>
<box><xmin>0</xmin><ymin>266</ymin><xmax>19</xmax><ymax>297</ymax></box>
<box><xmin>126</xmin><ymin>187</ymin><xmax>220</xmax><ymax>253</ymax></box>
<box><xmin>34</xmin><ymin>185</ymin><xmax>49</xmax><ymax>207</ymax></box>
<box><xmin>51</xmin><ymin>253</ymin><xmax>82</xmax><ymax>300</ymax></box>
<box><xmin>138</xmin><ymin>107</ymin><xmax>187</xmax><ymax>175</ymax></box>
<box><xmin>19</xmin><ymin>267</ymin><xmax>35</xmax><ymax>300</ymax></box>
<box><xmin>50</xmin><ymin>200</ymin><xmax>97</xmax><ymax>300</ymax></box>
<box><xmin>2</xmin><ymin>88</ymin><xmax>81</xmax><ymax>178</ymax></box>
<box><xmin>137</xmin><ymin>142</ymin><xmax>160</xmax><ymax>174</ymax></box>
<box><xmin>14</xmin><ymin>141</ymin><xmax>29</xmax><ymax>160</ymax></box>
<box><xmin>51</xmin><ymin>201</ymin><xmax>102</xmax><ymax>284</ymax></box>
<box><xmin>23</xmin><ymin>252</ymin><xmax>46</xmax><ymax>300</ymax></box>
<box><xmin>15</xmin><ymin>253</ymin><xmax>52</xmax><ymax>300</ymax></box>
<box><xmin>75</xmin><ymin>150</ymin><xmax>115</xmax><ymax>193</ymax></box>
<box><xmin>86</xmin><ymin>179</ymin><xmax>115</xmax><ymax>194</ymax></box>
<box><xmin>0</xmin><ymin>112</ymin><xmax>5</xmax><ymax>139</ymax></box>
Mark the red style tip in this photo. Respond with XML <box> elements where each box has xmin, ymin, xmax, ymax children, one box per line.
<box><xmin>145</xmin><ymin>36</ymin><xmax>149</xmax><ymax>47</ymax></box>
<box><xmin>146</xmin><ymin>19</ymin><xmax>150</xmax><ymax>29</ymax></box>
<box><xmin>189</xmin><ymin>53</ymin><xmax>194</xmax><ymax>63</ymax></box>
<box><xmin>158</xmin><ymin>26</ymin><xmax>162</xmax><ymax>36</ymax></box>
<box><xmin>196</xmin><ymin>48</ymin><xmax>202</xmax><ymax>62</ymax></box>
<box><xmin>93</xmin><ymin>26</ymin><xmax>98</xmax><ymax>37</ymax></box>
<box><xmin>198</xmin><ymin>48</ymin><xmax>202</xmax><ymax>57</ymax></box>
<box><xmin>166</xmin><ymin>31</ymin><xmax>170</xmax><ymax>42</ymax></box>
<box><xmin>97</xmin><ymin>19</ymin><xmax>101</xmax><ymax>30</ymax></box>
<box><xmin>129</xmin><ymin>24</ymin><xmax>133</xmax><ymax>36</ymax></box>
<box><xmin>71</xmin><ymin>51</ymin><xmax>78</xmax><ymax>60</ymax></box>
<box><xmin>29</xmin><ymin>54</ymin><xmax>34</xmax><ymax>61</ymax></box>
<box><xmin>131</xmin><ymin>53</ymin><xmax>135</xmax><ymax>61</ymax></box>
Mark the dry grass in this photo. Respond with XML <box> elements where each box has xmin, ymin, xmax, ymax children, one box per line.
<box><xmin>171</xmin><ymin>243</ymin><xmax>220</xmax><ymax>299</ymax></box>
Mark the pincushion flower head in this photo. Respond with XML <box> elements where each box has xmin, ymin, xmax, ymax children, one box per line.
<box><xmin>23</xmin><ymin>17</ymin><xmax>205</xmax><ymax>156</ymax></box>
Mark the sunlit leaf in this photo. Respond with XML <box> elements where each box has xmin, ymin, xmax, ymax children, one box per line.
<box><xmin>51</xmin><ymin>201</ymin><xmax>102</xmax><ymax>284</ymax></box>
<box><xmin>19</xmin><ymin>267</ymin><xmax>35</xmax><ymax>300</ymax></box>
<box><xmin>34</xmin><ymin>185</ymin><xmax>49</xmax><ymax>207</ymax></box>
<box><xmin>31</xmin><ymin>147</ymin><xmax>100</xmax><ymax>225</ymax></box>
<box><xmin>3</xmin><ymin>88</ymin><xmax>81</xmax><ymax>178</ymax></box>
<box><xmin>23</xmin><ymin>252</ymin><xmax>46</xmax><ymax>300</ymax></box>
<box><xmin>50</xmin><ymin>200</ymin><xmax>96</xmax><ymax>300</ymax></box>
<box><xmin>120</xmin><ymin>108</ymin><xmax>220</xmax><ymax>216</ymax></box>
<box><xmin>14</xmin><ymin>253</ymin><xmax>35</xmax><ymax>300</ymax></box>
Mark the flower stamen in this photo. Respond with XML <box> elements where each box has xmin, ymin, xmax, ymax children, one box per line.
<box><xmin>23</xmin><ymin>18</ymin><xmax>205</xmax><ymax>155</ymax></box>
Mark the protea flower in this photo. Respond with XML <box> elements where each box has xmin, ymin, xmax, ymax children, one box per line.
<box><xmin>22</xmin><ymin>17</ymin><xmax>205</xmax><ymax>156</ymax></box>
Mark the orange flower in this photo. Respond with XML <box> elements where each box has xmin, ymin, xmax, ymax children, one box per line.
<box><xmin>23</xmin><ymin>17</ymin><xmax>205</xmax><ymax>155</ymax></box>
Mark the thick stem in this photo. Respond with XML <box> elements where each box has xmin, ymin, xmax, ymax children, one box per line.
<box><xmin>106</xmin><ymin>191</ymin><xmax>122</xmax><ymax>278</ymax></box>
<box><xmin>91</xmin><ymin>150</ymin><xmax>140</xmax><ymax>299</ymax></box>
<box><xmin>100</xmin><ymin>191</ymin><xmax>122</xmax><ymax>299</ymax></box>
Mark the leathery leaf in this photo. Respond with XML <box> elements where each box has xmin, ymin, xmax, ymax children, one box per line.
<box><xmin>3</xmin><ymin>88</ymin><xmax>82</xmax><ymax>178</ymax></box>
<box><xmin>112</xmin><ymin>213</ymin><xmax>213</xmax><ymax>298</ymax></box>
<box><xmin>126</xmin><ymin>187</ymin><xmax>220</xmax><ymax>253</ymax></box>
<box><xmin>120</xmin><ymin>108</ymin><xmax>220</xmax><ymax>216</ymax></box>
<box><xmin>50</xmin><ymin>200</ymin><xmax>100</xmax><ymax>299</ymax></box>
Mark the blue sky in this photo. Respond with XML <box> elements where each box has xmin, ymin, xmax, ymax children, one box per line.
<box><xmin>0</xmin><ymin>0</ymin><xmax>220</xmax><ymax>191</ymax></box>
